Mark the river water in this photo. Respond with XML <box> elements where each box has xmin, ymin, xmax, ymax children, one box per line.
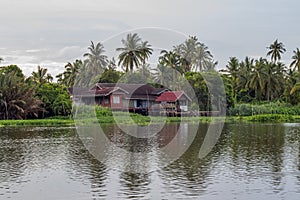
<box><xmin>0</xmin><ymin>123</ymin><xmax>300</xmax><ymax>200</ymax></box>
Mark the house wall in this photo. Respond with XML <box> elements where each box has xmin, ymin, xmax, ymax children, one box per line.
<box><xmin>110</xmin><ymin>94</ymin><xmax>123</xmax><ymax>109</ymax></box>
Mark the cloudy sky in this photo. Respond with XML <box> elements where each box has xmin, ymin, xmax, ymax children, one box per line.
<box><xmin>0</xmin><ymin>0</ymin><xmax>300</xmax><ymax>77</ymax></box>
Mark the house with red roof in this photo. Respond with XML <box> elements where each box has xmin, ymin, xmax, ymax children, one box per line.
<box><xmin>71</xmin><ymin>83</ymin><xmax>191</xmax><ymax>116</ymax></box>
<box><xmin>156</xmin><ymin>91</ymin><xmax>192</xmax><ymax>116</ymax></box>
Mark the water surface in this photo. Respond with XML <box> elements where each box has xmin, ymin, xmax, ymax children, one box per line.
<box><xmin>0</xmin><ymin>123</ymin><xmax>300</xmax><ymax>199</ymax></box>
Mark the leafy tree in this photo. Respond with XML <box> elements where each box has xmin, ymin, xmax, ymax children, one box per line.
<box><xmin>0</xmin><ymin>65</ymin><xmax>24</xmax><ymax>78</ymax></box>
<box><xmin>267</xmin><ymin>39</ymin><xmax>286</xmax><ymax>63</ymax></box>
<box><xmin>35</xmin><ymin>83</ymin><xmax>72</xmax><ymax>117</ymax></box>
<box><xmin>97</xmin><ymin>67</ymin><xmax>123</xmax><ymax>83</ymax></box>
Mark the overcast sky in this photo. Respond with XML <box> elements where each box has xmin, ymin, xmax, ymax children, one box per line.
<box><xmin>1</xmin><ymin>0</ymin><xmax>300</xmax><ymax>77</ymax></box>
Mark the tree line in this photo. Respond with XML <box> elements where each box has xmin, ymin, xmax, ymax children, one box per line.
<box><xmin>1</xmin><ymin>34</ymin><xmax>299</xmax><ymax>119</ymax></box>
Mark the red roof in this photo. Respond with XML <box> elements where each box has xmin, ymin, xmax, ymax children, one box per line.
<box><xmin>156</xmin><ymin>91</ymin><xmax>191</xmax><ymax>102</ymax></box>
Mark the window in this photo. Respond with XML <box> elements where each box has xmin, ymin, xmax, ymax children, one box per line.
<box><xmin>112</xmin><ymin>96</ymin><xmax>120</xmax><ymax>104</ymax></box>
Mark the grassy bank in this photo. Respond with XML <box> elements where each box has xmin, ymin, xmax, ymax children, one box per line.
<box><xmin>0</xmin><ymin>118</ymin><xmax>74</xmax><ymax>127</ymax></box>
<box><xmin>1</xmin><ymin>104</ymin><xmax>300</xmax><ymax>127</ymax></box>
<box><xmin>1</xmin><ymin>114</ymin><xmax>300</xmax><ymax>127</ymax></box>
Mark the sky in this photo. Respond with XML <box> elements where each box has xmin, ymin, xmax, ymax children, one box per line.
<box><xmin>0</xmin><ymin>0</ymin><xmax>300</xmax><ymax>78</ymax></box>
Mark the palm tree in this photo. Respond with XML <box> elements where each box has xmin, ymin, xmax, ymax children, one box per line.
<box><xmin>290</xmin><ymin>48</ymin><xmax>300</xmax><ymax>80</ymax></box>
<box><xmin>174</xmin><ymin>36</ymin><xmax>199</xmax><ymax>72</ymax></box>
<box><xmin>140</xmin><ymin>41</ymin><xmax>153</xmax><ymax>64</ymax></box>
<box><xmin>236</xmin><ymin>57</ymin><xmax>254</xmax><ymax>93</ymax></box>
<box><xmin>204</xmin><ymin>60</ymin><xmax>218</xmax><ymax>71</ymax></box>
<box><xmin>263</xmin><ymin>61</ymin><xmax>284</xmax><ymax>101</ymax></box>
<box><xmin>173</xmin><ymin>36</ymin><xmax>213</xmax><ymax>72</ymax></box>
<box><xmin>46</xmin><ymin>73</ymin><xmax>53</xmax><ymax>83</ymax></box>
<box><xmin>224</xmin><ymin>57</ymin><xmax>239</xmax><ymax>79</ymax></box>
<box><xmin>117</xmin><ymin>33</ymin><xmax>152</xmax><ymax>72</ymax></box>
<box><xmin>152</xmin><ymin>64</ymin><xmax>170</xmax><ymax>86</ymax></box>
<box><xmin>221</xmin><ymin>57</ymin><xmax>240</xmax><ymax>101</ymax></box>
<box><xmin>31</xmin><ymin>66</ymin><xmax>48</xmax><ymax>85</ymax></box>
<box><xmin>159</xmin><ymin>50</ymin><xmax>182</xmax><ymax>73</ymax></box>
<box><xmin>57</xmin><ymin>59</ymin><xmax>81</xmax><ymax>87</ymax></box>
<box><xmin>247</xmin><ymin>58</ymin><xmax>267</xmax><ymax>100</ymax></box>
<box><xmin>194</xmin><ymin>43</ymin><xmax>213</xmax><ymax>71</ymax></box>
<box><xmin>267</xmin><ymin>39</ymin><xmax>286</xmax><ymax>63</ymax></box>
<box><xmin>84</xmin><ymin>41</ymin><xmax>108</xmax><ymax>74</ymax></box>
<box><xmin>0</xmin><ymin>69</ymin><xmax>43</xmax><ymax>119</ymax></box>
<box><xmin>290</xmin><ymin>82</ymin><xmax>300</xmax><ymax>95</ymax></box>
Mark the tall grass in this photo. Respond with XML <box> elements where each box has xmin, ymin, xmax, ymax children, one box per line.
<box><xmin>229</xmin><ymin>102</ymin><xmax>300</xmax><ymax>116</ymax></box>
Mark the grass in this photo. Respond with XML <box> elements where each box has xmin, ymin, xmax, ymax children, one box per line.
<box><xmin>1</xmin><ymin>106</ymin><xmax>300</xmax><ymax>127</ymax></box>
<box><xmin>0</xmin><ymin>118</ymin><xmax>74</xmax><ymax>127</ymax></box>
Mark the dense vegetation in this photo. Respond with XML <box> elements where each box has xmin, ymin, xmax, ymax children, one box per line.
<box><xmin>0</xmin><ymin>34</ymin><xmax>299</xmax><ymax>120</ymax></box>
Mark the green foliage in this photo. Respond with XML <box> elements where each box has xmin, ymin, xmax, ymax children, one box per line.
<box><xmin>229</xmin><ymin>102</ymin><xmax>300</xmax><ymax>116</ymax></box>
<box><xmin>0</xmin><ymin>65</ymin><xmax>43</xmax><ymax>119</ymax></box>
<box><xmin>244</xmin><ymin>114</ymin><xmax>298</xmax><ymax>122</ymax></box>
<box><xmin>35</xmin><ymin>83</ymin><xmax>72</xmax><ymax>117</ymax></box>
<box><xmin>97</xmin><ymin>67</ymin><xmax>123</xmax><ymax>83</ymax></box>
<box><xmin>0</xmin><ymin>119</ymin><xmax>74</xmax><ymax>126</ymax></box>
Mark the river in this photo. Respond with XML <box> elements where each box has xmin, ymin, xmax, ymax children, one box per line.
<box><xmin>0</xmin><ymin>123</ymin><xmax>300</xmax><ymax>199</ymax></box>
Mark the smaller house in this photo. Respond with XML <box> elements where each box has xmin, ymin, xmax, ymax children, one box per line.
<box><xmin>156</xmin><ymin>91</ymin><xmax>192</xmax><ymax>116</ymax></box>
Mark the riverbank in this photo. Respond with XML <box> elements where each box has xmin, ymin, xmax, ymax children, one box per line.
<box><xmin>1</xmin><ymin>114</ymin><xmax>300</xmax><ymax>127</ymax></box>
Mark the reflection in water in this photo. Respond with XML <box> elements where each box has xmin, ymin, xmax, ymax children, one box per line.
<box><xmin>119</xmin><ymin>172</ymin><xmax>151</xmax><ymax>199</ymax></box>
<box><xmin>229</xmin><ymin>123</ymin><xmax>285</xmax><ymax>188</ymax></box>
<box><xmin>0</xmin><ymin>123</ymin><xmax>300</xmax><ymax>199</ymax></box>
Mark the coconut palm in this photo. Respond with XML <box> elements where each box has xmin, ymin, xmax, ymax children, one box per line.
<box><xmin>223</xmin><ymin>57</ymin><xmax>239</xmax><ymax>79</ymax></box>
<box><xmin>152</xmin><ymin>64</ymin><xmax>173</xmax><ymax>86</ymax></box>
<box><xmin>117</xmin><ymin>33</ymin><xmax>151</xmax><ymax>72</ymax></box>
<box><xmin>174</xmin><ymin>36</ymin><xmax>199</xmax><ymax>72</ymax></box>
<box><xmin>74</xmin><ymin>60</ymin><xmax>91</xmax><ymax>87</ymax></box>
<box><xmin>290</xmin><ymin>82</ymin><xmax>300</xmax><ymax>95</ymax></box>
<box><xmin>194</xmin><ymin>43</ymin><xmax>213</xmax><ymax>71</ymax></box>
<box><xmin>31</xmin><ymin>66</ymin><xmax>49</xmax><ymax>85</ymax></box>
<box><xmin>290</xmin><ymin>48</ymin><xmax>300</xmax><ymax>79</ymax></box>
<box><xmin>246</xmin><ymin>58</ymin><xmax>267</xmax><ymax>100</ymax></box>
<box><xmin>235</xmin><ymin>57</ymin><xmax>254</xmax><ymax>92</ymax></box>
<box><xmin>140</xmin><ymin>41</ymin><xmax>153</xmax><ymax>64</ymax></box>
<box><xmin>46</xmin><ymin>73</ymin><xmax>53</xmax><ymax>83</ymax></box>
<box><xmin>263</xmin><ymin>61</ymin><xmax>284</xmax><ymax>101</ymax></box>
<box><xmin>159</xmin><ymin>50</ymin><xmax>182</xmax><ymax>73</ymax></box>
<box><xmin>204</xmin><ymin>60</ymin><xmax>218</xmax><ymax>71</ymax></box>
<box><xmin>221</xmin><ymin>57</ymin><xmax>240</xmax><ymax>101</ymax></box>
<box><xmin>84</xmin><ymin>41</ymin><xmax>108</xmax><ymax>74</ymax></box>
<box><xmin>57</xmin><ymin>59</ymin><xmax>82</xmax><ymax>87</ymax></box>
<box><xmin>267</xmin><ymin>39</ymin><xmax>286</xmax><ymax>63</ymax></box>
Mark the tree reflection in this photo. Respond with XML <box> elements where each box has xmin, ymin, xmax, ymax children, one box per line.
<box><xmin>119</xmin><ymin>172</ymin><xmax>151</xmax><ymax>199</ymax></box>
<box><xmin>65</xmin><ymin>135</ymin><xmax>108</xmax><ymax>198</ymax></box>
<box><xmin>228</xmin><ymin>123</ymin><xmax>285</xmax><ymax>188</ymax></box>
<box><xmin>158</xmin><ymin>123</ymin><xmax>224</xmax><ymax>197</ymax></box>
